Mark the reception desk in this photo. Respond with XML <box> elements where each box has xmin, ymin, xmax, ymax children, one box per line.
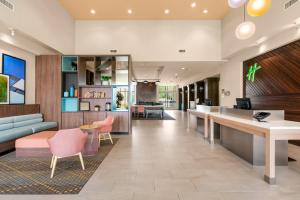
<box><xmin>187</xmin><ymin>105</ymin><xmax>219</xmax><ymax>138</ymax></box>
<box><xmin>209</xmin><ymin>108</ymin><xmax>300</xmax><ymax>184</ymax></box>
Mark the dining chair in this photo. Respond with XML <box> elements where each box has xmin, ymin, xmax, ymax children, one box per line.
<box><xmin>48</xmin><ymin>128</ymin><xmax>88</xmax><ymax>178</ymax></box>
<box><xmin>137</xmin><ymin>105</ymin><xmax>145</xmax><ymax>118</ymax></box>
<box><xmin>131</xmin><ymin>106</ymin><xmax>137</xmax><ymax>117</ymax></box>
<box><xmin>93</xmin><ymin>116</ymin><xmax>114</xmax><ymax>145</ymax></box>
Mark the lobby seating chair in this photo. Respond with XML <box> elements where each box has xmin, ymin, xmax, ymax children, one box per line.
<box><xmin>137</xmin><ymin>105</ymin><xmax>145</xmax><ymax>118</ymax></box>
<box><xmin>93</xmin><ymin>116</ymin><xmax>114</xmax><ymax>145</ymax></box>
<box><xmin>131</xmin><ymin>106</ymin><xmax>137</xmax><ymax>117</ymax></box>
<box><xmin>48</xmin><ymin>128</ymin><xmax>87</xmax><ymax>178</ymax></box>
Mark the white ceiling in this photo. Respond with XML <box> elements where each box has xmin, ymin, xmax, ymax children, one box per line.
<box><xmin>132</xmin><ymin>61</ymin><xmax>224</xmax><ymax>85</ymax></box>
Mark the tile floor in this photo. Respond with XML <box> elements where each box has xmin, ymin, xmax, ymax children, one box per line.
<box><xmin>1</xmin><ymin>111</ymin><xmax>300</xmax><ymax>200</ymax></box>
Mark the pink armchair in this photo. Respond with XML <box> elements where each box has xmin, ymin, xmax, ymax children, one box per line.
<box><xmin>93</xmin><ymin>116</ymin><xmax>114</xmax><ymax>145</ymax></box>
<box><xmin>48</xmin><ymin>128</ymin><xmax>88</xmax><ymax>178</ymax></box>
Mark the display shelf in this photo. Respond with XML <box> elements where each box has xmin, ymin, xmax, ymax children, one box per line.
<box><xmin>62</xmin><ymin>56</ymin><xmax>78</xmax><ymax>72</ymax></box>
<box><xmin>79</xmin><ymin>97</ymin><xmax>111</xmax><ymax>99</ymax></box>
<box><xmin>78</xmin><ymin>85</ymin><xmax>112</xmax><ymax>88</ymax></box>
<box><xmin>62</xmin><ymin>71</ymin><xmax>78</xmax><ymax>73</ymax></box>
<box><xmin>61</xmin><ymin>98</ymin><xmax>78</xmax><ymax>112</ymax></box>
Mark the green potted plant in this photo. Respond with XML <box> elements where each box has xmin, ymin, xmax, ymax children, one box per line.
<box><xmin>116</xmin><ymin>91</ymin><xmax>124</xmax><ymax>108</ymax></box>
<box><xmin>101</xmin><ymin>76</ymin><xmax>112</xmax><ymax>85</ymax></box>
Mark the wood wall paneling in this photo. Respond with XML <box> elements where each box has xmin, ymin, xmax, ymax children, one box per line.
<box><xmin>243</xmin><ymin>39</ymin><xmax>300</xmax><ymax>122</ymax></box>
<box><xmin>196</xmin><ymin>81</ymin><xmax>205</xmax><ymax>104</ymax></box>
<box><xmin>204</xmin><ymin>78</ymin><xmax>219</xmax><ymax>106</ymax></box>
<box><xmin>243</xmin><ymin>39</ymin><xmax>300</xmax><ymax>145</ymax></box>
<box><xmin>108</xmin><ymin>112</ymin><xmax>129</xmax><ymax>133</ymax></box>
<box><xmin>183</xmin><ymin>86</ymin><xmax>188</xmax><ymax>111</ymax></box>
<box><xmin>83</xmin><ymin>112</ymin><xmax>106</xmax><ymax>124</ymax></box>
<box><xmin>61</xmin><ymin>112</ymin><xmax>83</xmax><ymax>129</ymax></box>
<box><xmin>0</xmin><ymin>104</ymin><xmax>40</xmax><ymax>117</ymax></box>
<box><xmin>36</xmin><ymin>55</ymin><xmax>61</xmax><ymax>127</ymax></box>
<box><xmin>178</xmin><ymin>88</ymin><xmax>183</xmax><ymax>110</ymax></box>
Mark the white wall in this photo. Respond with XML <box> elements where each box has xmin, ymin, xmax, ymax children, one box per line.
<box><xmin>0</xmin><ymin>0</ymin><xmax>74</xmax><ymax>54</ymax></box>
<box><xmin>219</xmin><ymin>24</ymin><xmax>300</xmax><ymax>107</ymax></box>
<box><xmin>222</xmin><ymin>0</ymin><xmax>300</xmax><ymax>58</ymax></box>
<box><xmin>75</xmin><ymin>20</ymin><xmax>222</xmax><ymax>62</ymax></box>
<box><xmin>0</xmin><ymin>41</ymin><xmax>35</xmax><ymax>104</ymax></box>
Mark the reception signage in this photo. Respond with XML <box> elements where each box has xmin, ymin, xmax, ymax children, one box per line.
<box><xmin>246</xmin><ymin>63</ymin><xmax>261</xmax><ymax>82</ymax></box>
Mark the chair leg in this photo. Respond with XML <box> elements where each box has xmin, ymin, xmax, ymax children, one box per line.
<box><xmin>50</xmin><ymin>155</ymin><xmax>54</xmax><ymax>169</ymax></box>
<box><xmin>50</xmin><ymin>156</ymin><xmax>58</xmax><ymax>178</ymax></box>
<box><xmin>78</xmin><ymin>152</ymin><xmax>85</xmax><ymax>170</ymax></box>
<box><xmin>108</xmin><ymin>133</ymin><xmax>113</xmax><ymax>144</ymax></box>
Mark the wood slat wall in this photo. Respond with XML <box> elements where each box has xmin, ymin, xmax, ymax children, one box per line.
<box><xmin>243</xmin><ymin>40</ymin><xmax>300</xmax><ymax>145</ymax></box>
<box><xmin>0</xmin><ymin>104</ymin><xmax>40</xmax><ymax>117</ymax></box>
<box><xmin>36</xmin><ymin>55</ymin><xmax>61</xmax><ymax>128</ymax></box>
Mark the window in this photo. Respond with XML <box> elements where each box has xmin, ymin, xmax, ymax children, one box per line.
<box><xmin>158</xmin><ymin>85</ymin><xmax>177</xmax><ymax>109</ymax></box>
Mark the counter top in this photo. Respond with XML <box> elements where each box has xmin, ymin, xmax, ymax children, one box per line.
<box><xmin>209</xmin><ymin>112</ymin><xmax>300</xmax><ymax>132</ymax></box>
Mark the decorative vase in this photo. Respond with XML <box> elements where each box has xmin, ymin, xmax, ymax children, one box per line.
<box><xmin>74</xmin><ymin>88</ymin><xmax>78</xmax><ymax>97</ymax></box>
<box><xmin>69</xmin><ymin>85</ymin><xmax>74</xmax><ymax>97</ymax></box>
<box><xmin>64</xmin><ymin>91</ymin><xmax>69</xmax><ymax>97</ymax></box>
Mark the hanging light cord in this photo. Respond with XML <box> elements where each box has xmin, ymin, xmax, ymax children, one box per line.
<box><xmin>243</xmin><ymin>4</ymin><xmax>246</xmax><ymax>21</ymax></box>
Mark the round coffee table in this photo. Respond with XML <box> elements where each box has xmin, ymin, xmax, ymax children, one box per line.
<box><xmin>80</xmin><ymin>124</ymin><xmax>99</xmax><ymax>156</ymax></box>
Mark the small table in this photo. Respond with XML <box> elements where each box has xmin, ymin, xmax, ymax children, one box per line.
<box><xmin>80</xmin><ymin>124</ymin><xmax>99</xmax><ymax>156</ymax></box>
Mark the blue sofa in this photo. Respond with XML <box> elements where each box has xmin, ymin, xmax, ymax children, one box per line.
<box><xmin>0</xmin><ymin>113</ymin><xmax>57</xmax><ymax>144</ymax></box>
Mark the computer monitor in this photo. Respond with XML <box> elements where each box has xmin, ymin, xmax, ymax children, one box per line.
<box><xmin>235</xmin><ymin>98</ymin><xmax>252</xmax><ymax>110</ymax></box>
<box><xmin>204</xmin><ymin>99</ymin><xmax>213</xmax><ymax>106</ymax></box>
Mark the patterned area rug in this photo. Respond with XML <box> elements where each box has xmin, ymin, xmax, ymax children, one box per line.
<box><xmin>0</xmin><ymin>139</ymin><xmax>118</xmax><ymax>194</ymax></box>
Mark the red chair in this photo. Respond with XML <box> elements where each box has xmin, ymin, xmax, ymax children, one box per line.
<box><xmin>93</xmin><ymin>116</ymin><xmax>114</xmax><ymax>145</ymax></box>
<box><xmin>48</xmin><ymin>128</ymin><xmax>87</xmax><ymax>178</ymax></box>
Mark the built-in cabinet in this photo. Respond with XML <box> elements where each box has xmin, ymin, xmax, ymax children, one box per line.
<box><xmin>36</xmin><ymin>55</ymin><xmax>131</xmax><ymax>133</ymax></box>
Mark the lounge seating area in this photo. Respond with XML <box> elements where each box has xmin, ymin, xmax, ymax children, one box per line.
<box><xmin>0</xmin><ymin>113</ymin><xmax>57</xmax><ymax>154</ymax></box>
<box><xmin>1</xmin><ymin>0</ymin><xmax>300</xmax><ymax>199</ymax></box>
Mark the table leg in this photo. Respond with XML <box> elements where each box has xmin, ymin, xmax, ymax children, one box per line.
<box><xmin>264</xmin><ymin>133</ymin><xmax>276</xmax><ymax>184</ymax></box>
<box><xmin>204</xmin><ymin>116</ymin><xmax>208</xmax><ymax>139</ymax></box>
<box><xmin>210</xmin><ymin>118</ymin><xmax>215</xmax><ymax>144</ymax></box>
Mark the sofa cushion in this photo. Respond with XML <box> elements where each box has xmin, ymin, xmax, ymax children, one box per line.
<box><xmin>15</xmin><ymin>131</ymin><xmax>57</xmax><ymax>149</ymax></box>
<box><xmin>0</xmin><ymin>127</ymin><xmax>33</xmax><ymax>143</ymax></box>
<box><xmin>0</xmin><ymin>117</ymin><xmax>14</xmax><ymax>125</ymax></box>
<box><xmin>13</xmin><ymin>118</ymin><xmax>43</xmax><ymax>128</ymax></box>
<box><xmin>30</xmin><ymin>122</ymin><xmax>58</xmax><ymax>133</ymax></box>
<box><xmin>13</xmin><ymin>114</ymin><xmax>43</xmax><ymax>123</ymax></box>
<box><xmin>0</xmin><ymin>123</ymin><xmax>14</xmax><ymax>131</ymax></box>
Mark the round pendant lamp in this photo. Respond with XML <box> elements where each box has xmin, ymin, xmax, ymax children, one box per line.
<box><xmin>235</xmin><ymin>4</ymin><xmax>256</xmax><ymax>40</ymax></box>
<box><xmin>235</xmin><ymin>21</ymin><xmax>256</xmax><ymax>40</ymax></box>
<box><xmin>247</xmin><ymin>0</ymin><xmax>271</xmax><ymax>16</ymax></box>
<box><xmin>228</xmin><ymin>0</ymin><xmax>247</xmax><ymax>8</ymax></box>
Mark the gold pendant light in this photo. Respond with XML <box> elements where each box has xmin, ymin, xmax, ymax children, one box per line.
<box><xmin>247</xmin><ymin>0</ymin><xmax>272</xmax><ymax>17</ymax></box>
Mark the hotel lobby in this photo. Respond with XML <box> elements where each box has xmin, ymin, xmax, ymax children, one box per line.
<box><xmin>1</xmin><ymin>0</ymin><xmax>300</xmax><ymax>199</ymax></box>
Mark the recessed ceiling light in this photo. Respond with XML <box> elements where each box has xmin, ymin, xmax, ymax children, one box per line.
<box><xmin>128</xmin><ymin>9</ymin><xmax>132</xmax><ymax>14</ymax></box>
<box><xmin>164</xmin><ymin>9</ymin><xmax>170</xmax><ymax>14</ymax></box>
<box><xmin>181</xmin><ymin>67</ymin><xmax>185</xmax><ymax>70</ymax></box>
<box><xmin>203</xmin><ymin>9</ymin><xmax>208</xmax><ymax>14</ymax></box>
<box><xmin>191</xmin><ymin>2</ymin><xmax>197</xmax><ymax>8</ymax></box>
<box><xmin>90</xmin><ymin>9</ymin><xmax>96</xmax><ymax>15</ymax></box>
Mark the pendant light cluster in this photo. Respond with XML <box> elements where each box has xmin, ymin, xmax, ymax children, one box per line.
<box><xmin>228</xmin><ymin>0</ymin><xmax>272</xmax><ymax>40</ymax></box>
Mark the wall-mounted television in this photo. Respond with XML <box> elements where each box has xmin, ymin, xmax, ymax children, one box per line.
<box><xmin>2</xmin><ymin>54</ymin><xmax>26</xmax><ymax>104</ymax></box>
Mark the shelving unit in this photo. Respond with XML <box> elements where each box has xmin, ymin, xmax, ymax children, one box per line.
<box><xmin>60</xmin><ymin>55</ymin><xmax>131</xmax><ymax>133</ymax></box>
